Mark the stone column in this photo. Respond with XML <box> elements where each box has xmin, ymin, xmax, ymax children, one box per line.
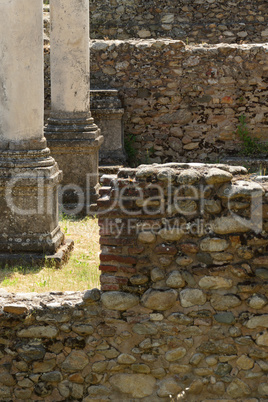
<box><xmin>0</xmin><ymin>0</ymin><xmax>65</xmax><ymax>262</ymax></box>
<box><xmin>45</xmin><ymin>0</ymin><xmax>103</xmax><ymax>214</ymax></box>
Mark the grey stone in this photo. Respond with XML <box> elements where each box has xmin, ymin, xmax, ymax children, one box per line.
<box><xmin>200</xmin><ymin>237</ymin><xmax>229</xmax><ymax>252</ymax></box>
<box><xmin>101</xmin><ymin>291</ymin><xmax>139</xmax><ymax>311</ymax></box>
<box><xmin>71</xmin><ymin>324</ymin><xmax>94</xmax><ymax>335</ymax></box>
<box><xmin>198</xmin><ymin>341</ymin><xmax>237</xmax><ymax>355</ymax></box>
<box><xmin>17</xmin><ymin>344</ymin><xmax>46</xmax><ymax>362</ymax></box>
<box><xmin>167</xmin><ymin>312</ymin><xmax>193</xmax><ymax>325</ymax></box>
<box><xmin>131</xmin><ymin>363</ymin><xmax>150</xmax><ymax>373</ymax></box>
<box><xmin>196</xmin><ymin>252</ymin><xmax>213</xmax><ymax>265</ymax></box>
<box><xmin>258</xmin><ymin>383</ymin><xmax>268</xmax><ymax>396</ymax></box>
<box><xmin>180</xmin><ymin>288</ymin><xmax>206</xmax><ymax>307</ymax></box>
<box><xmin>227</xmin><ymin>378</ymin><xmax>251</xmax><ymax>398</ymax></box>
<box><xmin>255</xmin><ymin>268</ymin><xmax>268</xmax><ymax>280</ymax></box>
<box><xmin>199</xmin><ymin>276</ymin><xmax>232</xmax><ymax>290</ymax></box>
<box><xmin>109</xmin><ymin>374</ymin><xmax>156</xmax><ymax>398</ymax></box>
<box><xmin>151</xmin><ymin>268</ymin><xmax>165</xmax><ymax>282</ymax></box>
<box><xmin>166</xmin><ymin>271</ymin><xmax>185</xmax><ymax>288</ymax></box>
<box><xmin>246</xmin><ymin>314</ymin><xmax>268</xmax><ymax>329</ymax></box>
<box><xmin>83</xmin><ymin>288</ymin><xmax>101</xmax><ymax>303</ymax></box>
<box><xmin>165</xmin><ymin>347</ymin><xmax>187</xmax><ymax>362</ymax></box>
<box><xmin>211</xmin><ymin>215</ymin><xmax>251</xmax><ymax>234</ymax></box>
<box><xmin>41</xmin><ymin>371</ymin><xmax>63</xmax><ymax>382</ymax></box>
<box><xmin>215</xmin><ymin>363</ymin><xmax>232</xmax><ymax>377</ymax></box>
<box><xmin>17</xmin><ymin>325</ymin><xmax>58</xmax><ymax>339</ymax></box>
<box><xmin>204</xmin><ymin>199</ymin><xmax>222</xmax><ymax>214</ymax></box>
<box><xmin>117</xmin><ymin>354</ymin><xmax>136</xmax><ymax>364</ymax></box>
<box><xmin>205</xmin><ymin>168</ymin><xmax>232</xmax><ymax>184</ymax></box>
<box><xmin>87</xmin><ymin>385</ymin><xmax>111</xmax><ymax>397</ymax></box>
<box><xmin>214</xmin><ymin>312</ymin><xmax>235</xmax><ymax>324</ymax></box>
<box><xmin>133</xmin><ymin>322</ymin><xmax>158</xmax><ymax>335</ymax></box>
<box><xmin>247</xmin><ymin>294</ymin><xmax>267</xmax><ymax>309</ymax></box>
<box><xmin>62</xmin><ymin>350</ymin><xmax>89</xmax><ymax>372</ymax></box>
<box><xmin>211</xmin><ymin>294</ymin><xmax>241</xmax><ymax>310</ymax></box>
<box><xmin>218</xmin><ymin>180</ymin><xmax>264</xmax><ymax>199</ymax></box>
<box><xmin>141</xmin><ymin>289</ymin><xmax>177</xmax><ymax>310</ymax></box>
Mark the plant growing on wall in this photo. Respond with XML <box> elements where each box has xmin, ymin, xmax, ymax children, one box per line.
<box><xmin>236</xmin><ymin>114</ymin><xmax>268</xmax><ymax>156</ymax></box>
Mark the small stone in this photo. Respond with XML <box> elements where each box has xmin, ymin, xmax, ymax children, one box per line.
<box><xmin>133</xmin><ymin>322</ymin><xmax>158</xmax><ymax>335</ymax></box>
<box><xmin>62</xmin><ymin>351</ymin><xmax>89</xmax><ymax>373</ymax></box>
<box><xmin>130</xmin><ymin>274</ymin><xmax>148</xmax><ymax>285</ymax></box>
<box><xmin>167</xmin><ymin>312</ymin><xmax>193</xmax><ymax>325</ymax></box>
<box><xmin>205</xmin><ymin>168</ymin><xmax>232</xmax><ymax>184</ymax></box>
<box><xmin>227</xmin><ymin>378</ymin><xmax>251</xmax><ymax>398</ymax></box>
<box><xmin>4</xmin><ymin>304</ymin><xmax>27</xmax><ymax>315</ymax></box>
<box><xmin>101</xmin><ymin>291</ymin><xmax>139</xmax><ymax>311</ymax></box>
<box><xmin>117</xmin><ymin>354</ymin><xmax>136</xmax><ymax>364</ymax></box>
<box><xmin>190</xmin><ymin>353</ymin><xmax>204</xmax><ymax>366</ymax></box>
<box><xmin>256</xmin><ymin>332</ymin><xmax>268</xmax><ymax>347</ymax></box>
<box><xmin>0</xmin><ymin>374</ymin><xmax>16</xmax><ymax>386</ymax></box>
<box><xmin>214</xmin><ymin>312</ymin><xmax>235</xmax><ymax>324</ymax></box>
<box><xmin>131</xmin><ymin>363</ymin><xmax>150</xmax><ymax>373</ymax></box>
<box><xmin>211</xmin><ymin>294</ymin><xmax>241</xmax><ymax>310</ymax></box>
<box><xmin>211</xmin><ymin>215</ymin><xmax>251</xmax><ymax>234</ymax></box>
<box><xmin>92</xmin><ymin>361</ymin><xmax>108</xmax><ymax>373</ymax></box>
<box><xmin>17</xmin><ymin>326</ymin><xmax>58</xmax><ymax>338</ymax></box>
<box><xmin>83</xmin><ymin>288</ymin><xmax>101</xmax><ymax>303</ymax></box>
<box><xmin>87</xmin><ymin>385</ymin><xmax>110</xmax><ymax>397</ymax></box>
<box><xmin>33</xmin><ymin>359</ymin><xmax>56</xmax><ymax>373</ymax></box>
<box><xmin>159</xmin><ymin>255</ymin><xmax>173</xmax><ymax>266</ymax></box>
<box><xmin>41</xmin><ymin>371</ymin><xmax>63</xmax><ymax>382</ymax></box>
<box><xmin>229</xmin><ymin>327</ymin><xmax>242</xmax><ymax>337</ymax></box>
<box><xmin>255</xmin><ymin>268</ymin><xmax>268</xmax><ymax>280</ymax></box>
<box><xmin>204</xmin><ymin>199</ymin><xmax>222</xmax><ymax>214</ymax></box>
<box><xmin>236</xmin><ymin>355</ymin><xmax>254</xmax><ymax>370</ymax></box>
<box><xmin>72</xmin><ymin>324</ymin><xmax>94</xmax><ymax>336</ymax></box>
<box><xmin>258</xmin><ymin>383</ymin><xmax>268</xmax><ymax>396</ymax></box>
<box><xmin>200</xmin><ymin>237</ymin><xmax>229</xmax><ymax>252</ymax></box>
<box><xmin>157</xmin><ymin>378</ymin><xmax>182</xmax><ymax>397</ymax></box>
<box><xmin>141</xmin><ymin>289</ymin><xmax>177</xmax><ymax>310</ymax></box>
<box><xmin>150</xmin><ymin>313</ymin><xmax>164</xmax><ymax>321</ymax></box>
<box><xmin>246</xmin><ymin>315</ymin><xmax>268</xmax><ymax>329</ymax></box>
<box><xmin>194</xmin><ymin>368</ymin><xmax>213</xmax><ymax>376</ymax></box>
<box><xmin>109</xmin><ymin>374</ymin><xmax>156</xmax><ymax>398</ymax></box>
<box><xmin>198</xmin><ymin>341</ymin><xmax>237</xmax><ymax>355</ymax></box>
<box><xmin>214</xmin><ymin>363</ymin><xmax>232</xmax><ymax>378</ymax></box>
<box><xmin>247</xmin><ymin>294</ymin><xmax>267</xmax><ymax>309</ymax></box>
<box><xmin>138</xmin><ymin>231</ymin><xmax>156</xmax><ymax>243</ymax></box>
<box><xmin>199</xmin><ymin>276</ymin><xmax>232</xmax><ymax>290</ymax></box>
<box><xmin>165</xmin><ymin>347</ymin><xmax>187</xmax><ymax>362</ymax></box>
<box><xmin>206</xmin><ymin>356</ymin><xmax>218</xmax><ymax>366</ymax></box>
<box><xmin>151</xmin><ymin>268</ymin><xmax>165</xmax><ymax>282</ymax></box>
<box><xmin>196</xmin><ymin>252</ymin><xmax>213</xmax><ymax>265</ymax></box>
<box><xmin>166</xmin><ymin>271</ymin><xmax>185</xmax><ymax>288</ymax></box>
<box><xmin>158</xmin><ymin>228</ymin><xmax>183</xmax><ymax>241</ymax></box>
<box><xmin>180</xmin><ymin>289</ymin><xmax>206</xmax><ymax>307</ymax></box>
<box><xmin>176</xmin><ymin>256</ymin><xmax>193</xmax><ymax>266</ymax></box>
<box><xmin>188</xmin><ymin>379</ymin><xmax>204</xmax><ymax>394</ymax></box>
<box><xmin>14</xmin><ymin>388</ymin><xmax>32</xmax><ymax>399</ymax></box>
<box><xmin>212</xmin><ymin>252</ymin><xmax>233</xmax><ymax>262</ymax></box>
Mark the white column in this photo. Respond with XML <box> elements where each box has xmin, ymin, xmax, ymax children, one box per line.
<box><xmin>46</xmin><ymin>0</ymin><xmax>103</xmax><ymax>214</ymax></box>
<box><xmin>0</xmin><ymin>0</ymin><xmax>67</xmax><ymax>259</ymax></box>
<box><xmin>0</xmin><ymin>0</ymin><xmax>44</xmax><ymax>149</ymax></box>
<box><xmin>50</xmin><ymin>0</ymin><xmax>90</xmax><ymax>114</ymax></box>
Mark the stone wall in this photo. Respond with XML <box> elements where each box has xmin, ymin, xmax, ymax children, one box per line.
<box><xmin>89</xmin><ymin>0</ymin><xmax>268</xmax><ymax>44</ymax></box>
<box><xmin>90</xmin><ymin>40</ymin><xmax>268</xmax><ymax>164</ymax></box>
<box><xmin>2</xmin><ymin>163</ymin><xmax>268</xmax><ymax>400</ymax></box>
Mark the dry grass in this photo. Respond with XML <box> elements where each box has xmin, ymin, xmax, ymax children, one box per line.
<box><xmin>0</xmin><ymin>216</ymin><xmax>100</xmax><ymax>293</ymax></box>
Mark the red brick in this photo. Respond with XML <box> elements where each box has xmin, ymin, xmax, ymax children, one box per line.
<box><xmin>99</xmin><ymin>237</ymin><xmax>134</xmax><ymax>246</ymax></box>
<box><xmin>101</xmin><ymin>284</ymin><xmax>120</xmax><ymax>291</ymax></box>
<box><xmin>154</xmin><ymin>244</ymin><xmax>177</xmax><ymax>255</ymax></box>
<box><xmin>118</xmin><ymin>266</ymin><xmax>137</xmax><ymax>273</ymax></box>
<box><xmin>99</xmin><ymin>265</ymin><xmax>118</xmax><ymax>272</ymax></box>
<box><xmin>100</xmin><ymin>254</ymin><xmax>137</xmax><ymax>264</ymax></box>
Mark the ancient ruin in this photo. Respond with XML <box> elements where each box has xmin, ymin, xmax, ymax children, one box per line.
<box><xmin>0</xmin><ymin>0</ymin><xmax>268</xmax><ymax>400</ymax></box>
<box><xmin>0</xmin><ymin>0</ymin><xmax>72</xmax><ymax>265</ymax></box>
<box><xmin>45</xmin><ymin>0</ymin><xmax>103</xmax><ymax>213</ymax></box>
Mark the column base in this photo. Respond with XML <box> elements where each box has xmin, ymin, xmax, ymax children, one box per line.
<box><xmin>45</xmin><ymin>112</ymin><xmax>104</xmax><ymax>215</ymax></box>
<box><xmin>0</xmin><ymin>239</ymin><xmax>74</xmax><ymax>268</ymax></box>
<box><xmin>0</xmin><ymin>145</ymin><xmax>65</xmax><ymax>254</ymax></box>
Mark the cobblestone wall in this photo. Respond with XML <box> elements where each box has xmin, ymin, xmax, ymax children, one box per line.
<box><xmin>90</xmin><ymin>0</ymin><xmax>267</xmax><ymax>44</ymax></box>
<box><xmin>2</xmin><ymin>164</ymin><xmax>268</xmax><ymax>400</ymax></box>
<box><xmin>90</xmin><ymin>40</ymin><xmax>268</xmax><ymax>164</ymax></box>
